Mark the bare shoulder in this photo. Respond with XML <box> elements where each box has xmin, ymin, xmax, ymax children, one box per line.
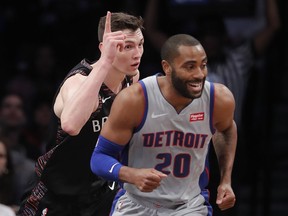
<box><xmin>214</xmin><ymin>83</ymin><xmax>235</xmax><ymax>106</ymax></box>
<box><xmin>62</xmin><ymin>73</ymin><xmax>86</xmax><ymax>90</ymax></box>
<box><xmin>54</xmin><ymin>74</ymin><xmax>86</xmax><ymax>117</ymax></box>
<box><xmin>115</xmin><ymin>82</ymin><xmax>144</xmax><ymax>104</ymax></box>
<box><xmin>101</xmin><ymin>82</ymin><xmax>145</xmax><ymax>142</ymax></box>
<box><xmin>110</xmin><ymin>82</ymin><xmax>144</xmax><ymax>124</ymax></box>
<box><xmin>213</xmin><ymin>83</ymin><xmax>236</xmax><ymax>131</ymax></box>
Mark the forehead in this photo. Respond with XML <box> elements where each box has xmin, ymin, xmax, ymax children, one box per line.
<box><xmin>175</xmin><ymin>45</ymin><xmax>206</xmax><ymax>63</ymax></box>
<box><xmin>1</xmin><ymin>96</ymin><xmax>23</xmax><ymax>111</ymax></box>
<box><xmin>0</xmin><ymin>142</ymin><xmax>5</xmax><ymax>151</ymax></box>
<box><xmin>2</xmin><ymin>95</ymin><xmax>22</xmax><ymax>106</ymax></box>
<box><xmin>122</xmin><ymin>28</ymin><xmax>143</xmax><ymax>42</ymax></box>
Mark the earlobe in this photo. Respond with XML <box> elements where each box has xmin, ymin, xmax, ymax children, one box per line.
<box><xmin>162</xmin><ymin>60</ymin><xmax>171</xmax><ymax>75</ymax></box>
<box><xmin>99</xmin><ymin>43</ymin><xmax>103</xmax><ymax>52</ymax></box>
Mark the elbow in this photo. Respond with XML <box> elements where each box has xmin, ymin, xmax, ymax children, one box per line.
<box><xmin>90</xmin><ymin>146</ymin><xmax>122</xmax><ymax>181</ymax></box>
<box><xmin>61</xmin><ymin>119</ymin><xmax>81</xmax><ymax>136</ymax></box>
<box><xmin>90</xmin><ymin>152</ymin><xmax>98</xmax><ymax>175</ymax></box>
<box><xmin>90</xmin><ymin>151</ymin><xmax>105</xmax><ymax>178</ymax></box>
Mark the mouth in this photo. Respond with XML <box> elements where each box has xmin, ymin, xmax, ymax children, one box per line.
<box><xmin>187</xmin><ymin>81</ymin><xmax>203</xmax><ymax>93</ymax></box>
<box><xmin>131</xmin><ymin>62</ymin><xmax>140</xmax><ymax>69</ymax></box>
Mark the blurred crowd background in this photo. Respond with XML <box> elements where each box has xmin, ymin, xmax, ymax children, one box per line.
<box><xmin>0</xmin><ymin>0</ymin><xmax>287</xmax><ymax>215</ymax></box>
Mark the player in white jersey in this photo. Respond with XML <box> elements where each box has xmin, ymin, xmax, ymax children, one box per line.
<box><xmin>91</xmin><ymin>34</ymin><xmax>237</xmax><ymax>215</ymax></box>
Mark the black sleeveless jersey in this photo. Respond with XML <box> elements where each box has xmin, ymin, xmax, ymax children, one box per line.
<box><xmin>35</xmin><ymin>59</ymin><xmax>133</xmax><ymax>195</ymax></box>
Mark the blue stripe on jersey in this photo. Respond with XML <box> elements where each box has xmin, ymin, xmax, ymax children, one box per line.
<box><xmin>198</xmin><ymin>142</ymin><xmax>211</xmax><ymax>190</ymax></box>
<box><xmin>209</xmin><ymin>82</ymin><xmax>216</xmax><ymax>134</ymax></box>
<box><xmin>109</xmin><ymin>188</ymin><xmax>126</xmax><ymax>216</ymax></box>
<box><xmin>133</xmin><ymin>80</ymin><xmax>148</xmax><ymax>133</ymax></box>
<box><xmin>200</xmin><ymin>188</ymin><xmax>213</xmax><ymax>216</ymax></box>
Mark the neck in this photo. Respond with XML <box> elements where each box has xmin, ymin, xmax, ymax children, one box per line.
<box><xmin>104</xmin><ymin>68</ymin><xmax>126</xmax><ymax>94</ymax></box>
<box><xmin>91</xmin><ymin>60</ymin><xmax>126</xmax><ymax>94</ymax></box>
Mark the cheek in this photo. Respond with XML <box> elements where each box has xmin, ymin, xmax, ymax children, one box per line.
<box><xmin>202</xmin><ymin>68</ymin><xmax>208</xmax><ymax>75</ymax></box>
<box><xmin>112</xmin><ymin>55</ymin><xmax>130</xmax><ymax>71</ymax></box>
<box><xmin>0</xmin><ymin>159</ymin><xmax>7</xmax><ymax>167</ymax></box>
<box><xmin>115</xmin><ymin>52</ymin><xmax>130</xmax><ymax>64</ymax></box>
<box><xmin>115</xmin><ymin>56</ymin><xmax>128</xmax><ymax>67</ymax></box>
<box><xmin>139</xmin><ymin>47</ymin><xmax>144</xmax><ymax>56</ymax></box>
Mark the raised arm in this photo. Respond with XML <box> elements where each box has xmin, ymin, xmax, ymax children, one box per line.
<box><xmin>212</xmin><ymin>83</ymin><xmax>237</xmax><ymax>210</ymax></box>
<box><xmin>54</xmin><ymin>11</ymin><xmax>126</xmax><ymax>135</ymax></box>
<box><xmin>254</xmin><ymin>0</ymin><xmax>281</xmax><ymax>55</ymax></box>
<box><xmin>144</xmin><ymin>0</ymin><xmax>168</xmax><ymax>52</ymax></box>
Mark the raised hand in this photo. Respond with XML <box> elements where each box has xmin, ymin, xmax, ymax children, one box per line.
<box><xmin>100</xmin><ymin>11</ymin><xmax>126</xmax><ymax>64</ymax></box>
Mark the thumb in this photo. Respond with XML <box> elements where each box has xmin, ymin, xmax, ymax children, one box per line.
<box><xmin>216</xmin><ymin>189</ymin><xmax>226</xmax><ymax>204</ymax></box>
<box><xmin>152</xmin><ymin>169</ymin><xmax>168</xmax><ymax>178</ymax></box>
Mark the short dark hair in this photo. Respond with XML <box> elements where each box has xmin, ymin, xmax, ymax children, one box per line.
<box><xmin>98</xmin><ymin>12</ymin><xmax>144</xmax><ymax>42</ymax></box>
<box><xmin>161</xmin><ymin>34</ymin><xmax>201</xmax><ymax>63</ymax></box>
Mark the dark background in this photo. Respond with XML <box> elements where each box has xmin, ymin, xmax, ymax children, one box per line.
<box><xmin>0</xmin><ymin>0</ymin><xmax>287</xmax><ymax>215</ymax></box>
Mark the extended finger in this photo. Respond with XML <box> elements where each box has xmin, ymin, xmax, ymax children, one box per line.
<box><xmin>104</xmin><ymin>11</ymin><xmax>111</xmax><ymax>33</ymax></box>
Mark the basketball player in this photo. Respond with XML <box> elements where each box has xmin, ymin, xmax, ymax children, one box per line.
<box><xmin>18</xmin><ymin>11</ymin><xmax>144</xmax><ymax>216</ymax></box>
<box><xmin>91</xmin><ymin>34</ymin><xmax>237</xmax><ymax>215</ymax></box>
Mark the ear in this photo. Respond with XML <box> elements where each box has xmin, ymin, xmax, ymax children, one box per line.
<box><xmin>161</xmin><ymin>60</ymin><xmax>171</xmax><ymax>75</ymax></box>
<box><xmin>98</xmin><ymin>42</ymin><xmax>103</xmax><ymax>52</ymax></box>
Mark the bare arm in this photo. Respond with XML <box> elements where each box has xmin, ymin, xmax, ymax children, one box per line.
<box><xmin>96</xmin><ymin>83</ymin><xmax>167</xmax><ymax>192</ymax></box>
<box><xmin>254</xmin><ymin>0</ymin><xmax>280</xmax><ymax>55</ymax></box>
<box><xmin>212</xmin><ymin>83</ymin><xmax>237</xmax><ymax>210</ymax></box>
<box><xmin>144</xmin><ymin>0</ymin><xmax>168</xmax><ymax>52</ymax></box>
<box><xmin>100</xmin><ymin>83</ymin><xmax>143</xmax><ymax>144</ymax></box>
<box><xmin>53</xmin><ymin>11</ymin><xmax>126</xmax><ymax>135</ymax></box>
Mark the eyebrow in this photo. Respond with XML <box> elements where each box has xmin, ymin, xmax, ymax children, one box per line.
<box><xmin>125</xmin><ymin>38</ymin><xmax>144</xmax><ymax>44</ymax></box>
<box><xmin>184</xmin><ymin>57</ymin><xmax>207</xmax><ymax>65</ymax></box>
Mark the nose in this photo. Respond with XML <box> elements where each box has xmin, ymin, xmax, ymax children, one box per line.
<box><xmin>133</xmin><ymin>47</ymin><xmax>143</xmax><ymax>59</ymax></box>
<box><xmin>193</xmin><ymin>67</ymin><xmax>206</xmax><ymax>79</ymax></box>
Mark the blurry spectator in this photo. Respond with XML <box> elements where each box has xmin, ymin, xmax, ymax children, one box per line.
<box><xmin>0</xmin><ymin>94</ymin><xmax>35</xmax><ymax>204</ymax></box>
<box><xmin>144</xmin><ymin>0</ymin><xmax>280</xmax><ymax>126</ymax></box>
<box><xmin>31</xmin><ymin>44</ymin><xmax>62</xmax><ymax>100</ymax></box>
<box><xmin>9</xmin><ymin>149</ymin><xmax>34</xmax><ymax>206</ymax></box>
<box><xmin>0</xmin><ymin>140</ymin><xmax>18</xmax><ymax>211</ymax></box>
<box><xmin>23</xmin><ymin>98</ymin><xmax>57</xmax><ymax>161</ymax></box>
<box><xmin>4</xmin><ymin>76</ymin><xmax>36</xmax><ymax>117</ymax></box>
<box><xmin>4</xmin><ymin>42</ymin><xmax>37</xmax><ymax>113</ymax></box>
<box><xmin>0</xmin><ymin>204</ymin><xmax>16</xmax><ymax>216</ymax></box>
<box><xmin>0</xmin><ymin>93</ymin><xmax>27</xmax><ymax>154</ymax></box>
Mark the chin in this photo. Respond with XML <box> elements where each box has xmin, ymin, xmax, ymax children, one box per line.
<box><xmin>131</xmin><ymin>70</ymin><xmax>139</xmax><ymax>77</ymax></box>
<box><xmin>191</xmin><ymin>91</ymin><xmax>203</xmax><ymax>99</ymax></box>
<box><xmin>124</xmin><ymin>69</ymin><xmax>138</xmax><ymax>77</ymax></box>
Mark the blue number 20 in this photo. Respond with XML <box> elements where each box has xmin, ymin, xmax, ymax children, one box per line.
<box><xmin>155</xmin><ymin>153</ymin><xmax>191</xmax><ymax>178</ymax></box>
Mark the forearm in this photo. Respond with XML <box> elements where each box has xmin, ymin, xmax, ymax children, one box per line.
<box><xmin>118</xmin><ymin>166</ymin><xmax>138</xmax><ymax>184</ymax></box>
<box><xmin>213</xmin><ymin>121</ymin><xmax>237</xmax><ymax>184</ymax></box>
<box><xmin>254</xmin><ymin>0</ymin><xmax>280</xmax><ymax>55</ymax></box>
<box><xmin>144</xmin><ymin>0</ymin><xmax>167</xmax><ymax>51</ymax></box>
<box><xmin>266</xmin><ymin>0</ymin><xmax>280</xmax><ymax>30</ymax></box>
<box><xmin>90</xmin><ymin>135</ymin><xmax>124</xmax><ymax>181</ymax></box>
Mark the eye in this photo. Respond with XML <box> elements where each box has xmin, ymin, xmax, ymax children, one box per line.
<box><xmin>124</xmin><ymin>45</ymin><xmax>133</xmax><ymax>50</ymax></box>
<box><xmin>201</xmin><ymin>64</ymin><xmax>207</xmax><ymax>70</ymax></box>
<box><xmin>187</xmin><ymin>64</ymin><xmax>195</xmax><ymax>70</ymax></box>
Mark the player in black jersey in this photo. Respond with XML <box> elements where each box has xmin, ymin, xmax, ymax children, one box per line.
<box><xmin>17</xmin><ymin>11</ymin><xmax>144</xmax><ymax>216</ymax></box>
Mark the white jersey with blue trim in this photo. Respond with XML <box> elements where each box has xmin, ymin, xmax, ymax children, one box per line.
<box><xmin>123</xmin><ymin>74</ymin><xmax>215</xmax><ymax>206</ymax></box>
